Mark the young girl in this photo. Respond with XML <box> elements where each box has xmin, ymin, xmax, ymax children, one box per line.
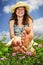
<box><xmin>7</xmin><ymin>1</ymin><xmax>34</xmax><ymax>54</ymax></box>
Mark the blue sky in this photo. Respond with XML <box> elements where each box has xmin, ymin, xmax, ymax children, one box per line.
<box><xmin>0</xmin><ymin>0</ymin><xmax>43</xmax><ymax>41</ymax></box>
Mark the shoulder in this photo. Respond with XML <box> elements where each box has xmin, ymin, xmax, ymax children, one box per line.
<box><xmin>9</xmin><ymin>20</ymin><xmax>15</xmax><ymax>24</ymax></box>
<box><xmin>9</xmin><ymin>20</ymin><xmax>15</xmax><ymax>26</ymax></box>
<box><xmin>28</xmin><ymin>17</ymin><xmax>33</xmax><ymax>24</ymax></box>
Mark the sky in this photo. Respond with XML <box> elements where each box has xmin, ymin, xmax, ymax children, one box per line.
<box><xmin>0</xmin><ymin>0</ymin><xmax>43</xmax><ymax>42</ymax></box>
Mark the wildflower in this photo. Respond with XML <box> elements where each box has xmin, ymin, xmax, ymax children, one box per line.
<box><xmin>12</xmin><ymin>53</ymin><xmax>16</xmax><ymax>56</ymax></box>
<box><xmin>26</xmin><ymin>51</ymin><xmax>32</xmax><ymax>56</ymax></box>
<box><xmin>0</xmin><ymin>58</ymin><xmax>4</xmax><ymax>60</ymax></box>
<box><xmin>38</xmin><ymin>44</ymin><xmax>42</xmax><ymax>48</ymax></box>
<box><xmin>2</xmin><ymin>56</ymin><xmax>7</xmax><ymax>60</ymax></box>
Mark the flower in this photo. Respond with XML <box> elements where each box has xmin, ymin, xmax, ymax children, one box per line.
<box><xmin>0</xmin><ymin>58</ymin><xmax>4</xmax><ymax>60</ymax></box>
<box><xmin>26</xmin><ymin>51</ymin><xmax>32</xmax><ymax>56</ymax></box>
<box><xmin>38</xmin><ymin>44</ymin><xmax>42</xmax><ymax>48</ymax></box>
<box><xmin>12</xmin><ymin>53</ymin><xmax>16</xmax><ymax>56</ymax></box>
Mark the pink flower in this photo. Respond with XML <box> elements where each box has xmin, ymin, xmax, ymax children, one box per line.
<box><xmin>38</xmin><ymin>44</ymin><xmax>42</xmax><ymax>48</ymax></box>
<box><xmin>12</xmin><ymin>53</ymin><xmax>16</xmax><ymax>56</ymax></box>
<box><xmin>0</xmin><ymin>58</ymin><xmax>4</xmax><ymax>60</ymax></box>
<box><xmin>26</xmin><ymin>51</ymin><xmax>32</xmax><ymax>56</ymax></box>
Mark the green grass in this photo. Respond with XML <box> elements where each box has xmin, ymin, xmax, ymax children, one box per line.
<box><xmin>0</xmin><ymin>38</ymin><xmax>43</xmax><ymax>65</ymax></box>
<box><xmin>34</xmin><ymin>38</ymin><xmax>43</xmax><ymax>44</ymax></box>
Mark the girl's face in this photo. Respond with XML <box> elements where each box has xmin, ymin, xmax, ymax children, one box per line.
<box><xmin>16</xmin><ymin>7</ymin><xmax>25</xmax><ymax>17</ymax></box>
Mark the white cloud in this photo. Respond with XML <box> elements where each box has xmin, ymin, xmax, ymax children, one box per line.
<box><xmin>33</xmin><ymin>17</ymin><xmax>43</xmax><ymax>34</ymax></box>
<box><xmin>0</xmin><ymin>31</ymin><xmax>10</xmax><ymax>43</ymax></box>
<box><xmin>24</xmin><ymin>0</ymin><xmax>43</xmax><ymax>12</ymax></box>
<box><xmin>3</xmin><ymin>5</ymin><xmax>11</xmax><ymax>13</ymax></box>
<box><xmin>3</xmin><ymin>4</ymin><xmax>14</xmax><ymax>13</ymax></box>
<box><xmin>2</xmin><ymin>31</ymin><xmax>10</xmax><ymax>36</ymax></box>
<box><xmin>0</xmin><ymin>36</ymin><xmax>3</xmax><ymax>40</ymax></box>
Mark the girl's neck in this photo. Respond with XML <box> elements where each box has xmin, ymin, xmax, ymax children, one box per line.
<box><xmin>17</xmin><ymin>16</ymin><xmax>23</xmax><ymax>25</ymax></box>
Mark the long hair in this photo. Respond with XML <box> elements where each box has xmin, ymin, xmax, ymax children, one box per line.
<box><xmin>10</xmin><ymin>7</ymin><xmax>33</xmax><ymax>25</ymax></box>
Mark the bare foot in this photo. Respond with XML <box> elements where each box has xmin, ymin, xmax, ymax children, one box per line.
<box><xmin>21</xmin><ymin>27</ymin><xmax>31</xmax><ymax>48</ymax></box>
<box><xmin>12</xmin><ymin>36</ymin><xmax>27</xmax><ymax>54</ymax></box>
<box><xmin>12</xmin><ymin>46</ymin><xmax>20</xmax><ymax>52</ymax></box>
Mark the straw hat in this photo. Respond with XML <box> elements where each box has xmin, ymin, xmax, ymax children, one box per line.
<box><xmin>11</xmin><ymin>1</ymin><xmax>30</xmax><ymax>13</ymax></box>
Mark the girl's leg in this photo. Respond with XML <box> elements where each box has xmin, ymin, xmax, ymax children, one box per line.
<box><xmin>21</xmin><ymin>27</ymin><xmax>34</xmax><ymax>48</ymax></box>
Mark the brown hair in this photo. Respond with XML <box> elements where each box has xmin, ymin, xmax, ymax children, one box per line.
<box><xmin>10</xmin><ymin>7</ymin><xmax>33</xmax><ymax>25</ymax></box>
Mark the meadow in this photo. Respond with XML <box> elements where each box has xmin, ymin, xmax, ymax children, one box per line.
<box><xmin>0</xmin><ymin>37</ymin><xmax>43</xmax><ymax>65</ymax></box>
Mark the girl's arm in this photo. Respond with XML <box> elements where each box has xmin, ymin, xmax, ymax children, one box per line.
<box><xmin>7</xmin><ymin>20</ymin><xmax>20</xmax><ymax>47</ymax></box>
<box><xmin>9</xmin><ymin>20</ymin><xmax>15</xmax><ymax>39</ymax></box>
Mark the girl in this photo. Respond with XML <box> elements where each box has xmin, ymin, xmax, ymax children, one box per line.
<box><xmin>8</xmin><ymin>1</ymin><xmax>34</xmax><ymax>54</ymax></box>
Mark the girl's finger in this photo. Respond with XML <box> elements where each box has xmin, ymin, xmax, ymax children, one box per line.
<box><xmin>19</xmin><ymin>48</ymin><xmax>25</xmax><ymax>54</ymax></box>
<box><xmin>22</xmin><ymin>46</ymin><xmax>27</xmax><ymax>51</ymax></box>
<box><xmin>17</xmin><ymin>41</ymin><xmax>22</xmax><ymax>47</ymax></box>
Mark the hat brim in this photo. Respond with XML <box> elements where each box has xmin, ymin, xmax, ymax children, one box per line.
<box><xmin>11</xmin><ymin>4</ymin><xmax>30</xmax><ymax>13</ymax></box>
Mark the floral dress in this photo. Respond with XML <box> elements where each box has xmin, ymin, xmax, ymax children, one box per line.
<box><xmin>14</xmin><ymin>24</ymin><xmax>28</xmax><ymax>36</ymax></box>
